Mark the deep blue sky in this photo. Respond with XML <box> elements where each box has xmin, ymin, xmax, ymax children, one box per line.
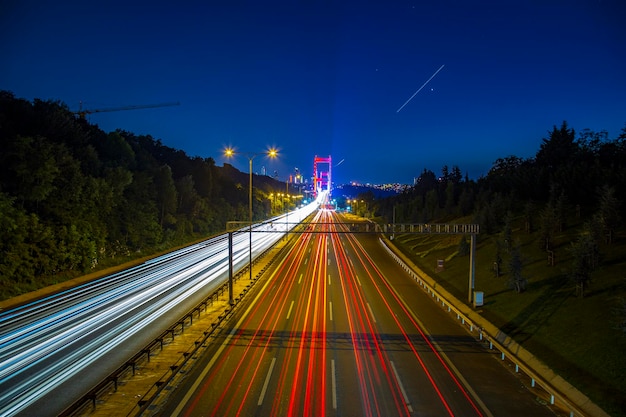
<box><xmin>2</xmin><ymin>0</ymin><xmax>625</xmax><ymax>185</ymax></box>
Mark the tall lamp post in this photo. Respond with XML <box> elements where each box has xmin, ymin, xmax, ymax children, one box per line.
<box><xmin>224</xmin><ymin>147</ymin><xmax>278</xmax><ymax>281</ymax></box>
<box><xmin>285</xmin><ymin>179</ymin><xmax>289</xmax><ymax>240</ymax></box>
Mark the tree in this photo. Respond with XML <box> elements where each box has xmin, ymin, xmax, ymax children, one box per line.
<box><xmin>502</xmin><ymin>211</ymin><xmax>513</xmax><ymax>252</ymax></box>
<box><xmin>539</xmin><ymin>202</ymin><xmax>559</xmax><ymax>251</ymax></box>
<box><xmin>615</xmin><ymin>298</ymin><xmax>626</xmax><ymax>336</ymax></box>
<box><xmin>119</xmin><ymin>172</ymin><xmax>161</xmax><ymax>249</ymax></box>
<box><xmin>154</xmin><ymin>165</ymin><xmax>178</xmax><ymax>228</ymax></box>
<box><xmin>410</xmin><ymin>195</ymin><xmax>424</xmax><ymax>223</ymax></box>
<box><xmin>99</xmin><ymin>131</ymin><xmax>136</xmax><ymax>169</ymax></box>
<box><xmin>568</xmin><ymin>227</ymin><xmax>599</xmax><ymax>298</ymax></box>
<box><xmin>425</xmin><ymin>189</ymin><xmax>438</xmax><ymax>221</ymax></box>
<box><xmin>474</xmin><ymin>191</ymin><xmax>507</xmax><ymax>234</ymax></box>
<box><xmin>415</xmin><ymin>169</ymin><xmax>437</xmax><ymax>194</ymax></box>
<box><xmin>450</xmin><ymin>165</ymin><xmax>463</xmax><ymax>184</ymax></box>
<box><xmin>596</xmin><ymin>185</ymin><xmax>621</xmax><ymax>244</ymax></box>
<box><xmin>191</xmin><ymin>157</ymin><xmax>217</xmax><ymax>199</ymax></box>
<box><xmin>488</xmin><ymin>155</ymin><xmax>525</xmax><ymax>177</ymax></box>
<box><xmin>535</xmin><ymin>121</ymin><xmax>577</xmax><ymax>170</ymax></box>
<box><xmin>441</xmin><ymin>165</ymin><xmax>449</xmax><ymax>182</ymax></box>
<box><xmin>444</xmin><ymin>181</ymin><xmax>455</xmax><ymax>215</ymax></box>
<box><xmin>523</xmin><ymin>201</ymin><xmax>534</xmax><ymax>233</ymax></box>
<box><xmin>457</xmin><ymin>187</ymin><xmax>474</xmax><ymax>216</ymax></box>
<box><xmin>0</xmin><ymin>192</ymin><xmax>30</xmax><ymax>286</ymax></box>
<box><xmin>507</xmin><ymin>241</ymin><xmax>527</xmax><ymax>293</ymax></box>
<box><xmin>5</xmin><ymin>136</ymin><xmax>60</xmax><ymax>209</ymax></box>
<box><xmin>458</xmin><ymin>235</ymin><xmax>470</xmax><ymax>256</ymax></box>
<box><xmin>493</xmin><ymin>239</ymin><xmax>504</xmax><ymax>277</ymax></box>
<box><xmin>57</xmin><ymin>223</ymin><xmax>98</xmax><ymax>272</ymax></box>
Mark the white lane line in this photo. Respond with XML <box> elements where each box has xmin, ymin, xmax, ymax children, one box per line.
<box><xmin>286</xmin><ymin>300</ymin><xmax>294</xmax><ymax>320</ymax></box>
<box><xmin>171</xmin><ymin>262</ymin><xmax>281</xmax><ymax>417</ymax></box>
<box><xmin>367</xmin><ymin>302</ymin><xmax>377</xmax><ymax>323</ymax></box>
<box><xmin>329</xmin><ymin>302</ymin><xmax>333</xmax><ymax>321</ymax></box>
<box><xmin>328</xmin><ymin>274</ymin><xmax>331</xmax><ymax>285</ymax></box>
<box><xmin>356</xmin><ymin>275</ymin><xmax>362</xmax><ymax>286</ymax></box>
<box><xmin>298</xmin><ymin>273</ymin><xmax>303</xmax><ymax>284</ymax></box>
<box><xmin>390</xmin><ymin>360</ymin><xmax>414</xmax><ymax>413</ymax></box>
<box><xmin>304</xmin><ymin>258</ymin><xmax>308</xmax><ymax>265</ymax></box>
<box><xmin>394</xmin><ymin>285</ymin><xmax>495</xmax><ymax>417</ymax></box>
<box><xmin>331</xmin><ymin>359</ymin><xmax>337</xmax><ymax>410</ymax></box>
<box><xmin>258</xmin><ymin>357</ymin><xmax>277</xmax><ymax>405</ymax></box>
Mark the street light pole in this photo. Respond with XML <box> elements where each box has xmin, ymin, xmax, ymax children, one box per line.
<box><xmin>248</xmin><ymin>157</ymin><xmax>253</xmax><ymax>281</ymax></box>
<box><xmin>224</xmin><ymin>147</ymin><xmax>278</xmax><ymax>282</ymax></box>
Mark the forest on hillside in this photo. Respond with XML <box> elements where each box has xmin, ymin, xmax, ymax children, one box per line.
<box><xmin>1</xmin><ymin>91</ymin><xmax>625</xmax><ymax>300</ymax></box>
<box><xmin>0</xmin><ymin>92</ymin><xmax>288</xmax><ymax>296</ymax></box>
<box><xmin>363</xmin><ymin>120</ymin><xmax>626</xmax><ymax>298</ymax></box>
<box><xmin>365</xmin><ymin>121</ymin><xmax>626</xmax><ymax>230</ymax></box>
<box><xmin>331</xmin><ymin>120</ymin><xmax>626</xmax><ymax>302</ymax></box>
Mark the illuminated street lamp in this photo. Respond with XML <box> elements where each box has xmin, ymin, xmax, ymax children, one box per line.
<box><xmin>348</xmin><ymin>199</ymin><xmax>358</xmax><ymax>215</ymax></box>
<box><xmin>269</xmin><ymin>193</ymin><xmax>275</xmax><ymax>215</ymax></box>
<box><xmin>224</xmin><ymin>147</ymin><xmax>278</xmax><ymax>281</ymax></box>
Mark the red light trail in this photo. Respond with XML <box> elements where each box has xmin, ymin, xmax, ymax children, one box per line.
<box><xmin>175</xmin><ymin>209</ymin><xmax>487</xmax><ymax>416</ymax></box>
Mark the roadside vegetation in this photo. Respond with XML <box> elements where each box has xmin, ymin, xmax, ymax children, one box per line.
<box><xmin>0</xmin><ymin>92</ymin><xmax>290</xmax><ymax>299</ymax></box>
<box><xmin>357</xmin><ymin>122</ymin><xmax>626</xmax><ymax>416</ymax></box>
<box><xmin>391</xmin><ymin>215</ymin><xmax>625</xmax><ymax>416</ymax></box>
<box><xmin>2</xmin><ymin>91</ymin><xmax>625</xmax><ymax>414</ymax></box>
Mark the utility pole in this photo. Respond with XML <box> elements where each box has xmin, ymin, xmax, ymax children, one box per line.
<box><xmin>468</xmin><ymin>233</ymin><xmax>476</xmax><ymax>304</ymax></box>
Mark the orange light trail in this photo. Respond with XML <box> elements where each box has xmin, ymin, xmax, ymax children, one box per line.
<box><xmin>330</xmin><ymin>216</ymin><xmax>410</xmax><ymax>417</ymax></box>
<box><xmin>181</xmin><ymin>209</ymin><xmax>484</xmax><ymax>417</ymax></box>
<box><xmin>183</xmin><ymin>214</ymin><xmax>316</xmax><ymax>416</ymax></box>
<box><xmin>341</xmin><ymin>222</ymin><xmax>484</xmax><ymax>417</ymax></box>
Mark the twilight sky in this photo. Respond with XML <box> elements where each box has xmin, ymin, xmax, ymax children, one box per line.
<box><xmin>2</xmin><ymin>0</ymin><xmax>625</xmax><ymax>185</ymax></box>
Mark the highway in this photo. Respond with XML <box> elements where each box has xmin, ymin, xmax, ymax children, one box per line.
<box><xmin>0</xmin><ymin>200</ymin><xmax>320</xmax><ymax>417</ymax></box>
<box><xmin>157</xmin><ymin>210</ymin><xmax>557</xmax><ymax>417</ymax></box>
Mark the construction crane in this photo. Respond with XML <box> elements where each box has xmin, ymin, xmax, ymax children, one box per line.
<box><xmin>73</xmin><ymin>101</ymin><xmax>180</xmax><ymax>119</ymax></box>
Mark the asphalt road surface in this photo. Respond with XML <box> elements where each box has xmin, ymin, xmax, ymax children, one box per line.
<box><xmin>0</xmin><ymin>204</ymin><xmax>319</xmax><ymax>417</ymax></box>
<box><xmin>156</xmin><ymin>210</ymin><xmax>558</xmax><ymax>417</ymax></box>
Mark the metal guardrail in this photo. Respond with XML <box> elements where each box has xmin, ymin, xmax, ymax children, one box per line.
<box><xmin>58</xmin><ymin>241</ymin><xmax>281</xmax><ymax>417</ymax></box>
<box><xmin>379</xmin><ymin>237</ymin><xmax>597</xmax><ymax>417</ymax></box>
<box><xmin>129</xmin><ymin>241</ymin><xmax>290</xmax><ymax>416</ymax></box>
<box><xmin>58</xmin><ymin>278</ymin><xmax>233</xmax><ymax>417</ymax></box>
<box><xmin>58</xmin><ymin>220</ymin><xmax>595</xmax><ymax>417</ymax></box>
<box><xmin>382</xmin><ymin>223</ymin><xmax>480</xmax><ymax>234</ymax></box>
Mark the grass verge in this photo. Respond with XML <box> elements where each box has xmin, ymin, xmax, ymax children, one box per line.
<box><xmin>391</xmin><ymin>216</ymin><xmax>626</xmax><ymax>417</ymax></box>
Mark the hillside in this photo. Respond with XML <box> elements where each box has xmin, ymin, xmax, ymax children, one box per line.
<box><xmin>2</xmin><ymin>91</ymin><xmax>625</xmax><ymax>414</ymax></box>
<box><xmin>0</xmin><ymin>92</ymin><xmax>290</xmax><ymax>299</ymax></box>
<box><xmin>389</xmin><ymin>211</ymin><xmax>626</xmax><ymax>415</ymax></box>
<box><xmin>354</xmin><ymin>122</ymin><xmax>626</xmax><ymax>415</ymax></box>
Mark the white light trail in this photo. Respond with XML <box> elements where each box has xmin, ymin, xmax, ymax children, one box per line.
<box><xmin>396</xmin><ymin>64</ymin><xmax>445</xmax><ymax>113</ymax></box>
<box><xmin>0</xmin><ymin>198</ymin><xmax>322</xmax><ymax>416</ymax></box>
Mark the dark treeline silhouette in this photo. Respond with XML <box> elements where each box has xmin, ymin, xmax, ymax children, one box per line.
<box><xmin>2</xmin><ymin>91</ymin><xmax>625</xmax><ymax>299</ymax></box>
<box><xmin>0</xmin><ymin>92</ymin><xmax>287</xmax><ymax>294</ymax></box>
<box><xmin>374</xmin><ymin>121</ymin><xmax>625</xmax><ymax>297</ymax></box>
<box><xmin>377</xmin><ymin>121</ymin><xmax>626</xmax><ymax>228</ymax></box>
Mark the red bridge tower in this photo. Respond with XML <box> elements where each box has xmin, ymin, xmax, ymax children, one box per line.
<box><xmin>313</xmin><ymin>155</ymin><xmax>331</xmax><ymax>197</ymax></box>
